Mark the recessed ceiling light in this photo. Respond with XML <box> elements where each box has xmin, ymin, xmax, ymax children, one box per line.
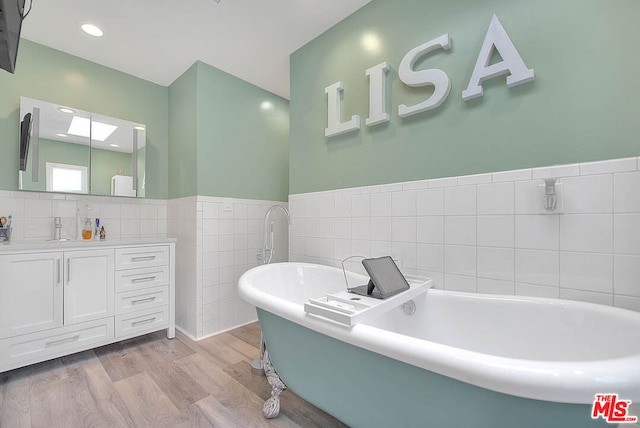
<box><xmin>56</xmin><ymin>133</ymin><xmax>67</xmax><ymax>138</ymax></box>
<box><xmin>58</xmin><ymin>107</ymin><xmax>74</xmax><ymax>114</ymax></box>
<box><xmin>109</xmin><ymin>144</ymin><xmax>120</xmax><ymax>148</ymax></box>
<box><xmin>81</xmin><ymin>23</ymin><xmax>104</xmax><ymax>37</ymax></box>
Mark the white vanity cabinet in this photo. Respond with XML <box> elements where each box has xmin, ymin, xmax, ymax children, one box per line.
<box><xmin>0</xmin><ymin>240</ymin><xmax>175</xmax><ymax>373</ymax></box>
<box><xmin>114</xmin><ymin>246</ymin><xmax>173</xmax><ymax>339</ymax></box>
<box><xmin>64</xmin><ymin>249</ymin><xmax>114</xmax><ymax>325</ymax></box>
<box><xmin>0</xmin><ymin>252</ymin><xmax>63</xmax><ymax>338</ymax></box>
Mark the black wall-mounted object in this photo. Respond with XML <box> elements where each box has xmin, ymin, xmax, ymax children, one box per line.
<box><xmin>19</xmin><ymin>112</ymin><xmax>31</xmax><ymax>171</ymax></box>
<box><xmin>0</xmin><ymin>0</ymin><xmax>27</xmax><ymax>73</ymax></box>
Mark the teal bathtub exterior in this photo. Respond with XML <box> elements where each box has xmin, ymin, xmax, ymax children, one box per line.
<box><xmin>258</xmin><ymin>309</ymin><xmax>609</xmax><ymax>428</ymax></box>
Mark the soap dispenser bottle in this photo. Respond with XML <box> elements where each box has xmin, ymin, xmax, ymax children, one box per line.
<box><xmin>82</xmin><ymin>218</ymin><xmax>93</xmax><ymax>240</ymax></box>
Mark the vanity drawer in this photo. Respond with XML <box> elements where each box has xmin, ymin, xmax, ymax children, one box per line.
<box><xmin>115</xmin><ymin>286</ymin><xmax>168</xmax><ymax>315</ymax></box>
<box><xmin>0</xmin><ymin>318</ymin><xmax>114</xmax><ymax>370</ymax></box>
<box><xmin>115</xmin><ymin>265</ymin><xmax>169</xmax><ymax>292</ymax></box>
<box><xmin>115</xmin><ymin>307</ymin><xmax>168</xmax><ymax>339</ymax></box>
<box><xmin>115</xmin><ymin>246</ymin><xmax>169</xmax><ymax>270</ymax></box>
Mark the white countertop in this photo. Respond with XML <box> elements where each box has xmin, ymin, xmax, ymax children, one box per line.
<box><xmin>0</xmin><ymin>238</ymin><xmax>176</xmax><ymax>254</ymax></box>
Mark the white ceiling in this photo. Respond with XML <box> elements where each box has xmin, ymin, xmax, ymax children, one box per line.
<box><xmin>20</xmin><ymin>0</ymin><xmax>371</xmax><ymax>100</ymax></box>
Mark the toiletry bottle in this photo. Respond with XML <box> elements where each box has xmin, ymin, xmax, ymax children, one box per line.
<box><xmin>76</xmin><ymin>207</ymin><xmax>83</xmax><ymax>239</ymax></box>
<box><xmin>100</xmin><ymin>226</ymin><xmax>106</xmax><ymax>240</ymax></box>
<box><xmin>82</xmin><ymin>218</ymin><xmax>93</xmax><ymax>240</ymax></box>
<box><xmin>95</xmin><ymin>218</ymin><xmax>100</xmax><ymax>240</ymax></box>
<box><xmin>53</xmin><ymin>217</ymin><xmax>62</xmax><ymax>241</ymax></box>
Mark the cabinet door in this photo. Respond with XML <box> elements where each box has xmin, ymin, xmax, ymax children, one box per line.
<box><xmin>64</xmin><ymin>249</ymin><xmax>114</xmax><ymax>325</ymax></box>
<box><xmin>0</xmin><ymin>252</ymin><xmax>63</xmax><ymax>338</ymax></box>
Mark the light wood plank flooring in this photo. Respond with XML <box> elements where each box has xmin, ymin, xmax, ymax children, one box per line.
<box><xmin>0</xmin><ymin>323</ymin><xmax>347</xmax><ymax>428</ymax></box>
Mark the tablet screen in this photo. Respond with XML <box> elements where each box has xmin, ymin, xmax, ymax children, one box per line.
<box><xmin>361</xmin><ymin>256</ymin><xmax>410</xmax><ymax>298</ymax></box>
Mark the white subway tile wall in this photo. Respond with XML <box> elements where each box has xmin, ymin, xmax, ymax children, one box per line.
<box><xmin>289</xmin><ymin>157</ymin><xmax>640</xmax><ymax>313</ymax></box>
<box><xmin>0</xmin><ymin>191</ymin><xmax>167</xmax><ymax>243</ymax></box>
<box><xmin>168</xmin><ymin>196</ymin><xmax>288</xmax><ymax>339</ymax></box>
<box><xmin>0</xmin><ymin>191</ymin><xmax>288</xmax><ymax>340</ymax></box>
<box><xmin>4</xmin><ymin>157</ymin><xmax>638</xmax><ymax>337</ymax></box>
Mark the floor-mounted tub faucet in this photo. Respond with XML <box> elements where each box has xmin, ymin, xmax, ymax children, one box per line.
<box><xmin>253</xmin><ymin>204</ymin><xmax>291</xmax><ymax>376</ymax></box>
<box><xmin>257</xmin><ymin>205</ymin><xmax>290</xmax><ymax>265</ymax></box>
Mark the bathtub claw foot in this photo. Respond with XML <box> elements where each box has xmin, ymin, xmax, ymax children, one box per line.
<box><xmin>262</xmin><ymin>350</ymin><xmax>287</xmax><ymax>419</ymax></box>
<box><xmin>263</xmin><ymin>395</ymin><xmax>281</xmax><ymax>419</ymax></box>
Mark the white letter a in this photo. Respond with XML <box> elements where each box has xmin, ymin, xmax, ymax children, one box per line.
<box><xmin>462</xmin><ymin>14</ymin><xmax>535</xmax><ymax>101</ymax></box>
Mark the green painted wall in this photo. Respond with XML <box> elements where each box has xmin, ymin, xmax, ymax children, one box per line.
<box><xmin>196</xmin><ymin>62</ymin><xmax>289</xmax><ymax>201</ymax></box>
<box><xmin>0</xmin><ymin>40</ymin><xmax>169</xmax><ymax>198</ymax></box>
<box><xmin>168</xmin><ymin>63</ymin><xmax>199</xmax><ymax>199</ymax></box>
<box><xmin>290</xmin><ymin>0</ymin><xmax>640</xmax><ymax>194</ymax></box>
<box><xmin>2</xmin><ymin>41</ymin><xmax>290</xmax><ymax>202</ymax></box>
<box><xmin>169</xmin><ymin>61</ymin><xmax>290</xmax><ymax>201</ymax></box>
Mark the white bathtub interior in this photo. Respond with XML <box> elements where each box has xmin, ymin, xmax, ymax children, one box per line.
<box><xmin>364</xmin><ymin>290</ymin><xmax>640</xmax><ymax>361</ymax></box>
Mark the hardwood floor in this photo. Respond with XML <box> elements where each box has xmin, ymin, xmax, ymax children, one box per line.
<box><xmin>0</xmin><ymin>323</ymin><xmax>348</xmax><ymax>428</ymax></box>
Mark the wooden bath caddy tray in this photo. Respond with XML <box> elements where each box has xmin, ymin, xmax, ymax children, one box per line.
<box><xmin>304</xmin><ymin>276</ymin><xmax>432</xmax><ymax>326</ymax></box>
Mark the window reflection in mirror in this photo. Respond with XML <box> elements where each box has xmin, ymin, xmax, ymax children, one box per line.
<box><xmin>46</xmin><ymin>162</ymin><xmax>88</xmax><ymax>193</ymax></box>
<box><xmin>19</xmin><ymin>97</ymin><xmax>146</xmax><ymax>198</ymax></box>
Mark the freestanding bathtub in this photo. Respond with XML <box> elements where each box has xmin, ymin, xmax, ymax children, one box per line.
<box><xmin>238</xmin><ymin>262</ymin><xmax>640</xmax><ymax>428</ymax></box>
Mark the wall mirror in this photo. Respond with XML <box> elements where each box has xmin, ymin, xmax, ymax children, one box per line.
<box><xmin>18</xmin><ymin>97</ymin><xmax>146</xmax><ymax>198</ymax></box>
